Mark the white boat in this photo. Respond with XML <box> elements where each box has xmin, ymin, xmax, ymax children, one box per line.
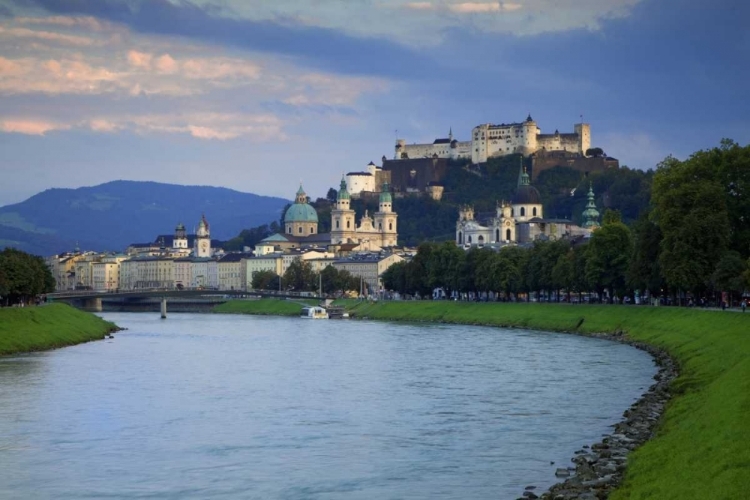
<box><xmin>301</xmin><ymin>306</ymin><xmax>329</xmax><ymax>319</ymax></box>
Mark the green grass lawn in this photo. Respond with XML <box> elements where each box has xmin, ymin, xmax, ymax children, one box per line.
<box><xmin>0</xmin><ymin>303</ymin><xmax>118</xmax><ymax>355</ymax></box>
<box><xmin>213</xmin><ymin>298</ymin><xmax>318</xmax><ymax>316</ymax></box>
<box><xmin>219</xmin><ymin>298</ymin><xmax>750</xmax><ymax>499</ymax></box>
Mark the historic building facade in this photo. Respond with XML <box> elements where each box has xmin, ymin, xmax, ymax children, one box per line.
<box><xmin>330</xmin><ymin>177</ymin><xmax>398</xmax><ymax>247</ymax></box>
<box><xmin>456</xmin><ymin>167</ymin><xmax>597</xmax><ymax>247</ymax></box>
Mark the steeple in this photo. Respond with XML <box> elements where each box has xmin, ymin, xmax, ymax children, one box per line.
<box><xmin>518</xmin><ymin>157</ymin><xmax>530</xmax><ymax>186</ymax></box>
<box><xmin>295</xmin><ymin>184</ymin><xmax>307</xmax><ymax>204</ymax></box>
<box><xmin>337</xmin><ymin>175</ymin><xmax>350</xmax><ymax>201</ymax></box>
<box><xmin>449</xmin><ymin>127</ymin><xmax>453</xmax><ymax>141</ymax></box>
<box><xmin>582</xmin><ymin>183</ymin><xmax>600</xmax><ymax>229</ymax></box>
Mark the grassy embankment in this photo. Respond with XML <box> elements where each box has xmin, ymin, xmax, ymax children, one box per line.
<box><xmin>0</xmin><ymin>303</ymin><xmax>118</xmax><ymax>355</ymax></box>
<box><xmin>213</xmin><ymin>298</ymin><xmax>318</xmax><ymax>316</ymax></box>
<box><xmin>219</xmin><ymin>298</ymin><xmax>750</xmax><ymax>499</ymax></box>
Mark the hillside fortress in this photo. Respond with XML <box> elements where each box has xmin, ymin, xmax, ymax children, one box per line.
<box><xmin>395</xmin><ymin>115</ymin><xmax>590</xmax><ymax>164</ymax></box>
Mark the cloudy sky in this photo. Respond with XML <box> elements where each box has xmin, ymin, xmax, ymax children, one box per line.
<box><xmin>0</xmin><ymin>0</ymin><xmax>747</xmax><ymax>206</ymax></box>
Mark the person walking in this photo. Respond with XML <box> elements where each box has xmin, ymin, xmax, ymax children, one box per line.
<box><xmin>742</xmin><ymin>300</ymin><xmax>747</xmax><ymax>313</ymax></box>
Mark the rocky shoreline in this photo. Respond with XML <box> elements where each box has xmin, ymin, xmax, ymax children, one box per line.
<box><xmin>518</xmin><ymin>330</ymin><xmax>678</xmax><ymax>500</ymax></box>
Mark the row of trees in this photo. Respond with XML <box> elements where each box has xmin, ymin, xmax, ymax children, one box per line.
<box><xmin>0</xmin><ymin>248</ymin><xmax>55</xmax><ymax>306</ymax></box>
<box><xmin>251</xmin><ymin>260</ymin><xmax>362</xmax><ymax>296</ymax></box>
<box><xmin>383</xmin><ymin>150</ymin><xmax>750</xmax><ymax>306</ymax></box>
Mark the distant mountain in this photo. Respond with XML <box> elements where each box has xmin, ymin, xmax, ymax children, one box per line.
<box><xmin>0</xmin><ymin>181</ymin><xmax>288</xmax><ymax>256</ymax></box>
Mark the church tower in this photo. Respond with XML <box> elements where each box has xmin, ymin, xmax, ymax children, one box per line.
<box><xmin>330</xmin><ymin>176</ymin><xmax>356</xmax><ymax>244</ymax></box>
<box><xmin>582</xmin><ymin>183</ymin><xmax>600</xmax><ymax>229</ymax></box>
<box><xmin>195</xmin><ymin>214</ymin><xmax>211</xmax><ymax>257</ymax></box>
<box><xmin>173</xmin><ymin>223</ymin><xmax>188</xmax><ymax>249</ymax></box>
<box><xmin>374</xmin><ymin>182</ymin><xmax>398</xmax><ymax>247</ymax></box>
<box><xmin>496</xmin><ymin>201</ymin><xmax>516</xmax><ymax>243</ymax></box>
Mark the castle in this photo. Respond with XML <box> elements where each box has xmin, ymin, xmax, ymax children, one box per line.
<box><xmin>395</xmin><ymin>115</ymin><xmax>590</xmax><ymax>164</ymax></box>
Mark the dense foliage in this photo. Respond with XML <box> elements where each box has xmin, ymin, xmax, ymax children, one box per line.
<box><xmin>382</xmin><ymin>140</ymin><xmax>750</xmax><ymax>305</ymax></box>
<box><xmin>251</xmin><ymin>260</ymin><xmax>360</xmax><ymax>296</ymax></box>
<box><xmin>0</xmin><ymin>248</ymin><xmax>56</xmax><ymax>306</ymax></box>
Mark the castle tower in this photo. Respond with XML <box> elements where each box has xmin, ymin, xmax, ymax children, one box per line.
<box><xmin>330</xmin><ymin>176</ymin><xmax>356</xmax><ymax>244</ymax></box>
<box><xmin>374</xmin><ymin>182</ymin><xmax>398</xmax><ymax>247</ymax></box>
<box><xmin>521</xmin><ymin>114</ymin><xmax>538</xmax><ymax>155</ymax></box>
<box><xmin>173</xmin><ymin>223</ymin><xmax>188</xmax><ymax>249</ymax></box>
<box><xmin>195</xmin><ymin>214</ymin><xmax>211</xmax><ymax>257</ymax></box>
<box><xmin>582</xmin><ymin>183</ymin><xmax>600</xmax><ymax>229</ymax></box>
<box><xmin>284</xmin><ymin>184</ymin><xmax>319</xmax><ymax>236</ymax></box>
<box><xmin>574</xmin><ymin>123</ymin><xmax>591</xmax><ymax>155</ymax></box>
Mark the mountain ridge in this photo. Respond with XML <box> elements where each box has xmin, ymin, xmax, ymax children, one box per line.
<box><xmin>0</xmin><ymin>180</ymin><xmax>289</xmax><ymax>256</ymax></box>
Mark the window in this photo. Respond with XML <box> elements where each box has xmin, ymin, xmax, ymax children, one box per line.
<box><xmin>310</xmin><ymin>227</ymin><xmax>314</xmax><ymax>233</ymax></box>
<box><xmin>521</xmin><ymin>207</ymin><xmax>526</xmax><ymax>217</ymax></box>
<box><xmin>336</xmin><ymin>220</ymin><xmax>340</xmax><ymax>229</ymax></box>
<box><xmin>533</xmin><ymin>207</ymin><xmax>537</xmax><ymax>216</ymax></box>
<box><xmin>287</xmin><ymin>227</ymin><xmax>291</xmax><ymax>234</ymax></box>
<box><xmin>389</xmin><ymin>222</ymin><xmax>393</xmax><ymax>231</ymax></box>
<box><xmin>298</xmin><ymin>227</ymin><xmax>302</xmax><ymax>234</ymax></box>
<box><xmin>458</xmin><ymin>232</ymin><xmax>463</xmax><ymax>244</ymax></box>
<box><xmin>496</xmin><ymin>229</ymin><xmax>500</xmax><ymax>242</ymax></box>
<box><xmin>506</xmin><ymin>229</ymin><xmax>511</xmax><ymax>241</ymax></box>
<box><xmin>379</xmin><ymin>223</ymin><xmax>382</xmax><ymax>230</ymax></box>
<box><xmin>347</xmin><ymin>220</ymin><xmax>351</xmax><ymax>229</ymax></box>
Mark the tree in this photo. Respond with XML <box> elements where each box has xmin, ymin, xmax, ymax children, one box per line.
<box><xmin>586</xmin><ymin>213</ymin><xmax>633</xmax><ymax>302</ymax></box>
<box><xmin>651</xmin><ymin>154</ymin><xmax>730</xmax><ymax>298</ymax></box>
<box><xmin>586</xmin><ymin>147</ymin><xmax>604</xmax><ymax>158</ymax></box>
<box><xmin>381</xmin><ymin>261</ymin><xmax>407</xmax><ymax>294</ymax></box>
<box><xmin>282</xmin><ymin>260</ymin><xmax>317</xmax><ymax>292</ymax></box>
<box><xmin>0</xmin><ymin>248</ymin><xmax>55</xmax><ymax>305</ymax></box>
<box><xmin>628</xmin><ymin>214</ymin><xmax>665</xmax><ymax>297</ymax></box>
<box><xmin>251</xmin><ymin>270</ymin><xmax>279</xmax><ymax>290</ymax></box>
<box><xmin>711</xmin><ymin>251</ymin><xmax>747</xmax><ymax>304</ymax></box>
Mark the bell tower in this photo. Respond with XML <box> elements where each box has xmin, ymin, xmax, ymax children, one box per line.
<box><xmin>195</xmin><ymin>214</ymin><xmax>211</xmax><ymax>257</ymax></box>
<box><xmin>374</xmin><ymin>182</ymin><xmax>398</xmax><ymax>247</ymax></box>
<box><xmin>331</xmin><ymin>176</ymin><xmax>356</xmax><ymax>245</ymax></box>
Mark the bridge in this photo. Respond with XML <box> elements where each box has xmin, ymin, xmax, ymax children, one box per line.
<box><xmin>48</xmin><ymin>288</ymin><xmax>323</xmax><ymax>316</ymax></box>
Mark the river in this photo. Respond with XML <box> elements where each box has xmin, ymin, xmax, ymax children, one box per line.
<box><xmin>0</xmin><ymin>312</ymin><xmax>656</xmax><ymax>499</ymax></box>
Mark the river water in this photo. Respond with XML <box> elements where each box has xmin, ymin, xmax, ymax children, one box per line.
<box><xmin>0</xmin><ymin>313</ymin><xmax>656</xmax><ymax>499</ymax></box>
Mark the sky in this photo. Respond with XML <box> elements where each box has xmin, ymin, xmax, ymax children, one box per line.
<box><xmin>0</xmin><ymin>0</ymin><xmax>748</xmax><ymax>206</ymax></box>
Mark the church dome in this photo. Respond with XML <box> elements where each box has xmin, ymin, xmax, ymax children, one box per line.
<box><xmin>285</xmin><ymin>184</ymin><xmax>318</xmax><ymax>223</ymax></box>
<box><xmin>337</xmin><ymin>176</ymin><xmax>350</xmax><ymax>201</ymax></box>
<box><xmin>512</xmin><ymin>184</ymin><xmax>542</xmax><ymax>205</ymax></box>
<box><xmin>512</xmin><ymin>166</ymin><xmax>542</xmax><ymax>205</ymax></box>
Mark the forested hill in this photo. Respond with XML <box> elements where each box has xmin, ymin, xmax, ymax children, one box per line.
<box><xmin>224</xmin><ymin>153</ymin><xmax>655</xmax><ymax>249</ymax></box>
<box><xmin>0</xmin><ymin>181</ymin><xmax>288</xmax><ymax>256</ymax></box>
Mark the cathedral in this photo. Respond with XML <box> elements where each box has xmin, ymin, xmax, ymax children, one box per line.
<box><xmin>255</xmin><ymin>181</ymin><xmax>398</xmax><ymax>254</ymax></box>
<box><xmin>455</xmin><ymin>166</ymin><xmax>598</xmax><ymax>247</ymax></box>
<box><xmin>331</xmin><ymin>177</ymin><xmax>398</xmax><ymax>247</ymax></box>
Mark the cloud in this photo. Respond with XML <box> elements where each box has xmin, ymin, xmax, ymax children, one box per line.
<box><xmin>15</xmin><ymin>15</ymin><xmax>110</xmax><ymax>31</ymax></box>
<box><xmin>0</xmin><ymin>25</ymin><xmax>94</xmax><ymax>46</ymax></box>
<box><xmin>448</xmin><ymin>3</ymin><xmax>522</xmax><ymax>14</ymax></box>
<box><xmin>0</xmin><ymin>119</ymin><xmax>70</xmax><ymax>135</ymax></box>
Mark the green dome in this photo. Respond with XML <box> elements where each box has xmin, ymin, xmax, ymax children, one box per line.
<box><xmin>379</xmin><ymin>182</ymin><xmax>392</xmax><ymax>203</ymax></box>
<box><xmin>338</xmin><ymin>176</ymin><xmax>350</xmax><ymax>200</ymax></box>
<box><xmin>285</xmin><ymin>202</ymin><xmax>319</xmax><ymax>223</ymax></box>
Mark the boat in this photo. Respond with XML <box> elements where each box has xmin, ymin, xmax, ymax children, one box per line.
<box><xmin>301</xmin><ymin>306</ymin><xmax>329</xmax><ymax>319</ymax></box>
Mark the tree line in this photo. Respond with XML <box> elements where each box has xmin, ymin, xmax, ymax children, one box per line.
<box><xmin>383</xmin><ymin>140</ymin><xmax>750</xmax><ymax>305</ymax></box>
<box><xmin>0</xmin><ymin>248</ymin><xmax>55</xmax><ymax>306</ymax></box>
<box><xmin>251</xmin><ymin>260</ymin><xmax>362</xmax><ymax>296</ymax></box>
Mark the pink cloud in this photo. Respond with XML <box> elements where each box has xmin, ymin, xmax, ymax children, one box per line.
<box><xmin>154</xmin><ymin>54</ymin><xmax>178</xmax><ymax>74</ymax></box>
<box><xmin>127</xmin><ymin>50</ymin><xmax>153</xmax><ymax>69</ymax></box>
<box><xmin>16</xmin><ymin>15</ymin><xmax>110</xmax><ymax>32</ymax></box>
<box><xmin>0</xmin><ymin>119</ymin><xmax>69</xmax><ymax>135</ymax></box>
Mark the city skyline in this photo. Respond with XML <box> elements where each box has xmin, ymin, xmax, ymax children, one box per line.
<box><xmin>1</xmin><ymin>0</ymin><xmax>747</xmax><ymax>206</ymax></box>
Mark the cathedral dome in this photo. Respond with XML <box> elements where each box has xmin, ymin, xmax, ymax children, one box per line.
<box><xmin>285</xmin><ymin>184</ymin><xmax>319</xmax><ymax>223</ymax></box>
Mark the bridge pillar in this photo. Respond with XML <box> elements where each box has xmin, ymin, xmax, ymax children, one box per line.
<box><xmin>82</xmin><ymin>297</ymin><xmax>102</xmax><ymax>312</ymax></box>
<box><xmin>160</xmin><ymin>297</ymin><xmax>167</xmax><ymax>319</ymax></box>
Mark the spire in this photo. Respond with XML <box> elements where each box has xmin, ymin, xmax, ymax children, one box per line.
<box><xmin>518</xmin><ymin>157</ymin><xmax>530</xmax><ymax>186</ymax></box>
<box><xmin>337</xmin><ymin>175</ymin><xmax>350</xmax><ymax>201</ymax></box>
<box><xmin>295</xmin><ymin>184</ymin><xmax>307</xmax><ymax>204</ymax></box>
<box><xmin>582</xmin><ymin>182</ymin><xmax>600</xmax><ymax>228</ymax></box>
<box><xmin>379</xmin><ymin>181</ymin><xmax>392</xmax><ymax>205</ymax></box>
<box><xmin>449</xmin><ymin>127</ymin><xmax>453</xmax><ymax>140</ymax></box>
<box><xmin>526</xmin><ymin>113</ymin><xmax>533</xmax><ymax>122</ymax></box>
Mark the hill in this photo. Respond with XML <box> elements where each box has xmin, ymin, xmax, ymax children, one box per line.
<box><xmin>0</xmin><ymin>181</ymin><xmax>289</xmax><ymax>256</ymax></box>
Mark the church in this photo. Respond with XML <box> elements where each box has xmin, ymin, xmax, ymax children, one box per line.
<box><xmin>455</xmin><ymin>166</ymin><xmax>599</xmax><ymax>247</ymax></box>
<box><xmin>254</xmin><ymin>181</ymin><xmax>398</xmax><ymax>255</ymax></box>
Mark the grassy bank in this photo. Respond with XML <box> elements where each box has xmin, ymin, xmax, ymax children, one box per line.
<box><xmin>212</xmin><ymin>298</ymin><xmax>317</xmax><ymax>316</ymax></box>
<box><xmin>220</xmin><ymin>298</ymin><xmax>749</xmax><ymax>499</ymax></box>
<box><xmin>0</xmin><ymin>303</ymin><xmax>118</xmax><ymax>355</ymax></box>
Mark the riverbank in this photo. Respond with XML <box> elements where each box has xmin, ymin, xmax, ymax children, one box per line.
<box><xmin>218</xmin><ymin>298</ymin><xmax>749</xmax><ymax>499</ymax></box>
<box><xmin>0</xmin><ymin>303</ymin><xmax>118</xmax><ymax>356</ymax></box>
<box><xmin>213</xmin><ymin>298</ymin><xmax>317</xmax><ymax>316</ymax></box>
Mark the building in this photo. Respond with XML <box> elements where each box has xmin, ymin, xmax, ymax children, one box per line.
<box><xmin>217</xmin><ymin>253</ymin><xmax>246</xmax><ymax>291</ymax></box>
<box><xmin>455</xmin><ymin>165</ymin><xmax>596</xmax><ymax>247</ymax></box>
<box><xmin>91</xmin><ymin>254</ymin><xmax>127</xmax><ymax>291</ymax></box>
<box><xmin>243</xmin><ymin>254</ymin><xmax>284</xmax><ymax>290</ymax></box>
<box><xmin>394</xmin><ymin>116</ymin><xmax>590</xmax><ymax>164</ymax></box>
<box><xmin>119</xmin><ymin>257</ymin><xmax>175</xmax><ymax>290</ymax></box>
<box><xmin>395</xmin><ymin>128</ymin><xmax>472</xmax><ymax>161</ymax></box>
<box><xmin>332</xmin><ymin>253</ymin><xmax>404</xmax><ymax>295</ymax></box>
<box><xmin>285</xmin><ymin>185</ymin><xmax>319</xmax><ymax>237</ymax></box>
